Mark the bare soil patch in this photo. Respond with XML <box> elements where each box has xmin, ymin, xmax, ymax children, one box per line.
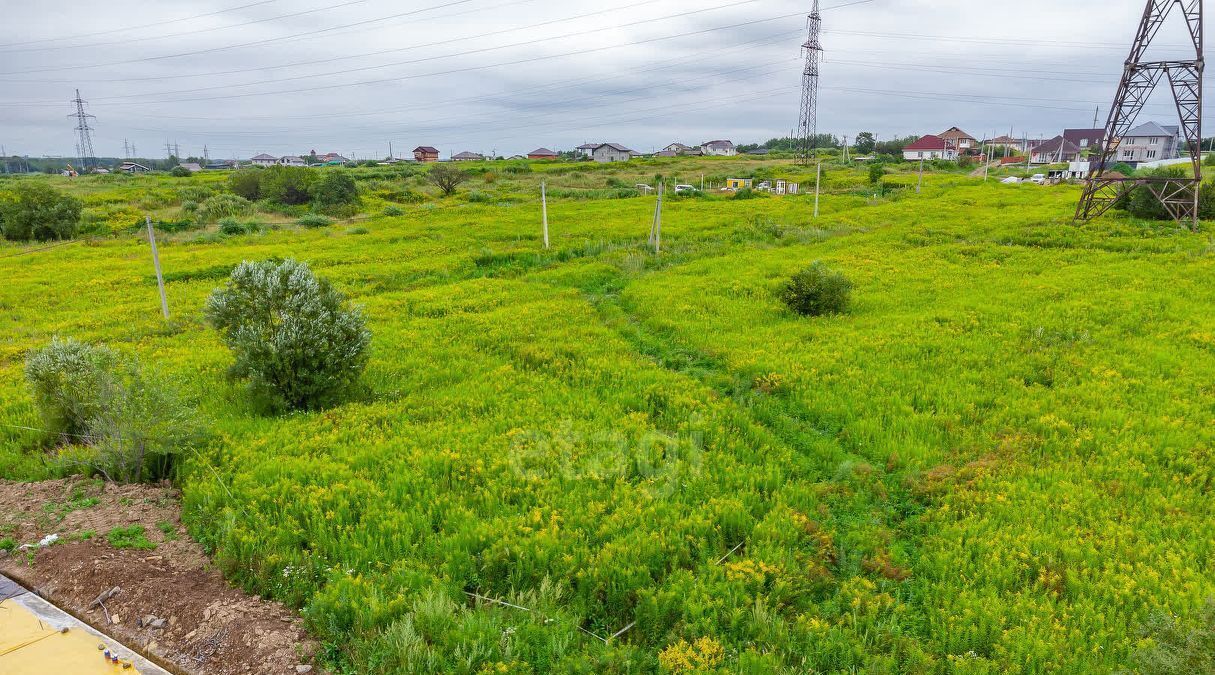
<box><xmin>0</xmin><ymin>477</ymin><xmax>318</xmax><ymax>675</ymax></box>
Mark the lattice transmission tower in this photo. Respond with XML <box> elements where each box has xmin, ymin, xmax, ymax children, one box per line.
<box><xmin>68</xmin><ymin>88</ymin><xmax>97</xmax><ymax>170</ymax></box>
<box><xmin>1076</xmin><ymin>0</ymin><xmax>1203</xmax><ymax>227</ymax></box>
<box><xmin>796</xmin><ymin>0</ymin><xmax>823</xmax><ymax>164</ymax></box>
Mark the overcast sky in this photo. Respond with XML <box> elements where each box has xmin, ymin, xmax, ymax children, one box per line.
<box><xmin>0</xmin><ymin>0</ymin><xmax>1204</xmax><ymax>159</ymax></box>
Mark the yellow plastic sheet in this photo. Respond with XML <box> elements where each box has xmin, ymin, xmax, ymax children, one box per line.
<box><xmin>0</xmin><ymin>598</ymin><xmax>142</xmax><ymax>674</ymax></box>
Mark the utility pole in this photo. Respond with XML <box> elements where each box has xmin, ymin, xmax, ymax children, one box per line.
<box><xmin>541</xmin><ymin>181</ymin><xmax>549</xmax><ymax>249</ymax></box>
<box><xmin>203</xmin><ymin>144</ymin><xmax>209</xmax><ymax>163</ymax></box>
<box><xmin>983</xmin><ymin>141</ymin><xmax>991</xmax><ymax>181</ymax></box>
<box><xmin>1024</xmin><ymin>134</ymin><xmax>1031</xmax><ymax>174</ymax></box>
<box><xmin>146</xmin><ymin>216</ymin><xmax>169</xmax><ymax>320</ymax></box>
<box><xmin>842</xmin><ymin>135</ymin><xmax>850</xmax><ymax>163</ymax></box>
<box><xmin>123</xmin><ymin>139</ymin><xmax>130</xmax><ymax>159</ymax></box>
<box><xmin>916</xmin><ymin>156</ymin><xmax>925</xmax><ymax>193</ymax></box>
<box><xmin>795</xmin><ymin>0</ymin><xmax>823</xmax><ymax>164</ymax></box>
<box><xmin>68</xmin><ymin>89</ymin><xmax>96</xmax><ymax>171</ymax></box>
<box><xmin>173</xmin><ymin>142</ymin><xmax>180</xmax><ymax>159</ymax></box>
<box><xmin>648</xmin><ymin>182</ymin><xmax>664</xmax><ymax>253</ymax></box>
<box><xmin>1092</xmin><ymin>106</ymin><xmax>1100</xmax><ymax>129</ymax></box>
<box><xmin>1076</xmin><ymin>0</ymin><xmax>1203</xmax><ymax>227</ymax></box>
<box><xmin>164</xmin><ymin>142</ymin><xmax>173</xmax><ymax>160</ymax></box>
<box><xmin>813</xmin><ymin>161</ymin><xmax>822</xmax><ymax>218</ymax></box>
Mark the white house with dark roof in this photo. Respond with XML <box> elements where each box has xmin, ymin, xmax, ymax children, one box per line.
<box><xmin>576</xmin><ymin>143</ymin><xmax>599</xmax><ymax>159</ymax></box>
<box><xmin>1116</xmin><ymin>122</ymin><xmax>1181</xmax><ymax>163</ymax></box>
<box><xmin>700</xmin><ymin>140</ymin><xmax>736</xmax><ymax>156</ymax></box>
<box><xmin>591</xmin><ymin>143</ymin><xmax>633</xmax><ymax>163</ymax></box>
<box><xmin>250</xmin><ymin>153</ymin><xmax>278</xmax><ymax>167</ymax></box>
<box><xmin>278</xmin><ymin>156</ymin><xmax>306</xmax><ymax>167</ymax></box>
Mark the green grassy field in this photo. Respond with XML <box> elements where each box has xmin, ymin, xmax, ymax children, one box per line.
<box><xmin>1</xmin><ymin>159</ymin><xmax>1212</xmax><ymax>673</ymax></box>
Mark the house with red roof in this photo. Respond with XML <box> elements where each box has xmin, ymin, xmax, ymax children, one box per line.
<box><xmin>902</xmin><ymin>135</ymin><xmax>956</xmax><ymax>161</ymax></box>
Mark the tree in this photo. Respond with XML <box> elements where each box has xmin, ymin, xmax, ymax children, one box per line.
<box><xmin>0</xmin><ymin>182</ymin><xmax>83</xmax><ymax>241</ymax></box>
<box><xmin>427</xmin><ymin>163</ymin><xmax>469</xmax><ymax>196</ymax></box>
<box><xmin>868</xmin><ymin>163</ymin><xmax>886</xmax><ymax>184</ymax></box>
<box><xmin>855</xmin><ymin>132</ymin><xmax>877</xmax><ymax>155</ymax></box>
<box><xmin>205</xmin><ymin>259</ymin><xmax>371</xmax><ymax>411</ymax></box>
<box><xmin>311</xmin><ymin>170</ymin><xmax>360</xmax><ymax>209</ymax></box>
<box><xmin>260</xmin><ymin>165</ymin><xmax>315</xmax><ymax>205</ymax></box>
<box><xmin>170</xmin><ymin>165</ymin><xmax>192</xmax><ymax>177</ymax></box>
<box><xmin>228</xmin><ymin>169</ymin><xmax>263</xmax><ymax>200</ymax></box>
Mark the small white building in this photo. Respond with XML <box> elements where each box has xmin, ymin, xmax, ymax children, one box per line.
<box><xmin>119</xmin><ymin>161</ymin><xmax>151</xmax><ymax>173</ymax></box>
<box><xmin>576</xmin><ymin>143</ymin><xmax>599</xmax><ymax>159</ymax></box>
<box><xmin>700</xmin><ymin>140</ymin><xmax>736</xmax><ymax>157</ymax></box>
<box><xmin>591</xmin><ymin>143</ymin><xmax>633</xmax><ymax>163</ymax></box>
<box><xmin>250</xmin><ymin>153</ymin><xmax>277</xmax><ymax>167</ymax></box>
<box><xmin>279</xmin><ymin>156</ymin><xmax>306</xmax><ymax>167</ymax></box>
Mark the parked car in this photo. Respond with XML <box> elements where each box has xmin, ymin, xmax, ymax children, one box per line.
<box><xmin>674</xmin><ymin>184</ymin><xmax>696</xmax><ymax>194</ymax></box>
<box><xmin>1030</xmin><ymin>174</ymin><xmax>1047</xmax><ymax>184</ymax></box>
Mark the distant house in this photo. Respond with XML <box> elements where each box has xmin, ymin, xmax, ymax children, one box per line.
<box><xmin>902</xmin><ymin>135</ymin><xmax>955</xmax><ymax>161</ymax></box>
<box><xmin>664</xmin><ymin>143</ymin><xmax>694</xmax><ymax>155</ymax></box>
<box><xmin>528</xmin><ymin>148</ymin><xmax>559</xmax><ymax>160</ymax></box>
<box><xmin>986</xmin><ymin>135</ymin><xmax>1029</xmax><ymax>154</ymax></box>
<box><xmin>205</xmin><ymin>161</ymin><xmax>235</xmax><ymax>170</ymax></box>
<box><xmin>413</xmin><ymin>146</ymin><xmax>440</xmax><ymax>162</ymax></box>
<box><xmin>576</xmin><ymin>143</ymin><xmax>599</xmax><ymax>159</ymax></box>
<box><xmin>1115</xmin><ymin>122</ymin><xmax>1181</xmax><ymax>164</ymax></box>
<box><xmin>317</xmin><ymin>152</ymin><xmax>350</xmax><ymax>165</ymax></box>
<box><xmin>746</xmin><ymin>148</ymin><xmax>770</xmax><ymax>156</ymax></box>
<box><xmin>701</xmin><ymin>140</ymin><xmax>736</xmax><ymax>157</ymax></box>
<box><xmin>250</xmin><ymin>153</ymin><xmax>278</xmax><ymax>167</ymax></box>
<box><xmin>590</xmin><ymin>143</ymin><xmax>633</xmax><ymax>163</ymax></box>
<box><xmin>654</xmin><ymin>150</ymin><xmax>678</xmax><ymax>158</ymax></box>
<box><xmin>939</xmin><ymin>127</ymin><xmax>977</xmax><ymax>153</ymax></box>
<box><xmin>1031</xmin><ymin>136</ymin><xmax>1081</xmax><ymax>164</ymax></box>
<box><xmin>119</xmin><ymin>161</ymin><xmax>151</xmax><ymax>173</ymax></box>
<box><xmin>1063</xmin><ymin>128</ymin><xmax>1105</xmax><ymax>153</ymax></box>
<box><xmin>724</xmin><ymin>178</ymin><xmax>753</xmax><ymax>190</ymax></box>
<box><xmin>452</xmin><ymin>151</ymin><xmax>484</xmax><ymax>161</ymax></box>
<box><xmin>279</xmin><ymin>156</ymin><xmax>306</xmax><ymax>167</ymax></box>
<box><xmin>177</xmin><ymin>162</ymin><xmax>203</xmax><ymax>173</ymax></box>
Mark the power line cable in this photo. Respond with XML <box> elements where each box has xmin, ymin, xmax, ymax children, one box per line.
<box><xmin>0</xmin><ymin>0</ymin><xmax>653</xmax><ymax>84</ymax></box>
<box><xmin>42</xmin><ymin>0</ymin><xmax>779</xmax><ymax>102</ymax></box>
<box><xmin>0</xmin><ymin>0</ymin><xmax>375</xmax><ymax>53</ymax></box>
<box><xmin>8</xmin><ymin>7</ymin><xmax>824</xmax><ymax>107</ymax></box>
<box><xmin>0</xmin><ymin>0</ymin><xmax>285</xmax><ymax>48</ymax></box>
<box><xmin>0</xmin><ymin>0</ymin><xmax>482</xmax><ymax>75</ymax></box>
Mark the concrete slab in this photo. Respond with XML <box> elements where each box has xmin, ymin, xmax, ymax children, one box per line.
<box><xmin>0</xmin><ymin>574</ymin><xmax>171</xmax><ymax>674</ymax></box>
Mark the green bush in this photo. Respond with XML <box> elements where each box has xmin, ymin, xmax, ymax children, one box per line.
<box><xmin>466</xmin><ymin>190</ymin><xmax>494</xmax><ymax>203</ymax></box>
<box><xmin>311</xmin><ymin>170</ymin><xmax>360</xmax><ymax>210</ymax></box>
<box><xmin>1204</xmin><ymin>153</ymin><xmax>1215</xmax><ymax>168</ymax></box>
<box><xmin>261</xmin><ymin>165</ymin><xmax>315</xmax><ymax>205</ymax></box>
<box><xmin>383</xmin><ymin>205</ymin><xmax>404</xmax><ymax>216</ymax></box>
<box><xmin>297</xmin><ymin>214</ymin><xmax>334</xmax><ymax>228</ymax></box>
<box><xmin>199</xmin><ymin>193</ymin><xmax>253</xmax><ymax>222</ymax></box>
<box><xmin>733</xmin><ymin>187</ymin><xmax>758</xmax><ymax>200</ymax></box>
<box><xmin>779</xmin><ymin>263</ymin><xmax>853</xmax><ymax>317</ymax></box>
<box><xmin>868</xmin><ymin>163</ymin><xmax>887</xmax><ymax>184</ymax></box>
<box><xmin>205</xmin><ymin>258</ymin><xmax>371</xmax><ymax>411</ymax></box>
<box><xmin>170</xmin><ymin>165</ymin><xmax>192</xmax><ymax>177</ymax></box>
<box><xmin>25</xmin><ymin>338</ymin><xmax>116</xmax><ymax>438</ymax></box>
<box><xmin>181</xmin><ymin>200</ymin><xmax>199</xmax><ymax>214</ymax></box>
<box><xmin>0</xmin><ymin>182</ymin><xmax>83</xmax><ymax>241</ymax></box>
<box><xmin>219</xmin><ymin>217</ymin><xmax>258</xmax><ymax>235</ymax></box>
<box><xmin>87</xmin><ymin>359</ymin><xmax>202</xmax><ymax>483</ymax></box>
<box><xmin>228</xmin><ymin>169</ymin><xmax>263</xmax><ymax>201</ymax></box>
<box><xmin>25</xmin><ymin>339</ymin><xmax>201</xmax><ymax>482</ymax></box>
